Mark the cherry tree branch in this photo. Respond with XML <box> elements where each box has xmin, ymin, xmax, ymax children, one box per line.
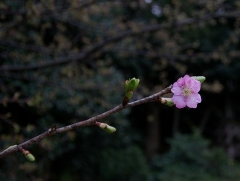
<box><xmin>0</xmin><ymin>85</ymin><xmax>172</xmax><ymax>158</ymax></box>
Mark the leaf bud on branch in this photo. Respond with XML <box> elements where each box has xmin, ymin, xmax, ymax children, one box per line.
<box><xmin>20</xmin><ymin>148</ymin><xmax>35</xmax><ymax>162</ymax></box>
<box><xmin>94</xmin><ymin>122</ymin><xmax>116</xmax><ymax>133</ymax></box>
<box><xmin>122</xmin><ymin>78</ymin><xmax>140</xmax><ymax>106</ymax></box>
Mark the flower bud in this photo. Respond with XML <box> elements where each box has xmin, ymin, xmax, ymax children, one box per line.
<box><xmin>22</xmin><ymin>150</ymin><xmax>35</xmax><ymax>162</ymax></box>
<box><xmin>158</xmin><ymin>97</ymin><xmax>174</xmax><ymax>107</ymax></box>
<box><xmin>125</xmin><ymin>91</ymin><xmax>133</xmax><ymax>100</ymax></box>
<box><xmin>192</xmin><ymin>76</ymin><xmax>206</xmax><ymax>83</ymax></box>
<box><xmin>25</xmin><ymin>153</ymin><xmax>35</xmax><ymax>162</ymax></box>
<box><xmin>122</xmin><ymin>91</ymin><xmax>133</xmax><ymax>106</ymax></box>
<box><xmin>125</xmin><ymin>78</ymin><xmax>140</xmax><ymax>92</ymax></box>
<box><xmin>122</xmin><ymin>78</ymin><xmax>140</xmax><ymax>106</ymax></box>
<box><xmin>99</xmin><ymin>123</ymin><xmax>116</xmax><ymax>133</ymax></box>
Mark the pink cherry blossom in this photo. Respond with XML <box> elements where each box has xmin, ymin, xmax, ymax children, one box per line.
<box><xmin>171</xmin><ymin>75</ymin><xmax>201</xmax><ymax>108</ymax></box>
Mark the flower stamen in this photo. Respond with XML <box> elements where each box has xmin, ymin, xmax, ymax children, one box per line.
<box><xmin>182</xmin><ymin>88</ymin><xmax>191</xmax><ymax>96</ymax></box>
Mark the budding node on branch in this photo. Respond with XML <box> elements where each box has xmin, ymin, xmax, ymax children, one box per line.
<box><xmin>21</xmin><ymin>148</ymin><xmax>35</xmax><ymax>162</ymax></box>
<box><xmin>122</xmin><ymin>78</ymin><xmax>140</xmax><ymax>106</ymax></box>
<box><xmin>94</xmin><ymin>122</ymin><xmax>116</xmax><ymax>133</ymax></box>
<box><xmin>158</xmin><ymin>97</ymin><xmax>174</xmax><ymax>107</ymax></box>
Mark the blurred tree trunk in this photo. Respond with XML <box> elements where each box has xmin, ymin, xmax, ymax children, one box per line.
<box><xmin>145</xmin><ymin>106</ymin><xmax>160</xmax><ymax>159</ymax></box>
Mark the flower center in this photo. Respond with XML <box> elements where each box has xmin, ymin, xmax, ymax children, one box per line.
<box><xmin>182</xmin><ymin>87</ymin><xmax>192</xmax><ymax>96</ymax></box>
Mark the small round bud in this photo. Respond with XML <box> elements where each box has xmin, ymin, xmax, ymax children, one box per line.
<box><xmin>22</xmin><ymin>150</ymin><xmax>35</xmax><ymax>162</ymax></box>
<box><xmin>125</xmin><ymin>78</ymin><xmax>140</xmax><ymax>92</ymax></box>
<box><xmin>192</xmin><ymin>76</ymin><xmax>206</xmax><ymax>83</ymax></box>
<box><xmin>25</xmin><ymin>153</ymin><xmax>35</xmax><ymax>162</ymax></box>
<box><xmin>158</xmin><ymin>97</ymin><xmax>174</xmax><ymax>107</ymax></box>
<box><xmin>99</xmin><ymin>123</ymin><xmax>117</xmax><ymax>133</ymax></box>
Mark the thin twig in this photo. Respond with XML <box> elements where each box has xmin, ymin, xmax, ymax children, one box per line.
<box><xmin>0</xmin><ymin>85</ymin><xmax>172</xmax><ymax>158</ymax></box>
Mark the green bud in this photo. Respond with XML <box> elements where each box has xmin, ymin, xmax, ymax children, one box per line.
<box><xmin>22</xmin><ymin>150</ymin><xmax>35</xmax><ymax>162</ymax></box>
<box><xmin>125</xmin><ymin>91</ymin><xmax>133</xmax><ymax>99</ymax></box>
<box><xmin>99</xmin><ymin>123</ymin><xmax>116</xmax><ymax>133</ymax></box>
<box><xmin>25</xmin><ymin>153</ymin><xmax>35</xmax><ymax>162</ymax></box>
<box><xmin>125</xmin><ymin>78</ymin><xmax>140</xmax><ymax>92</ymax></box>
<box><xmin>122</xmin><ymin>78</ymin><xmax>139</xmax><ymax>106</ymax></box>
<box><xmin>192</xmin><ymin>76</ymin><xmax>206</xmax><ymax>83</ymax></box>
<box><xmin>158</xmin><ymin>97</ymin><xmax>174</xmax><ymax>107</ymax></box>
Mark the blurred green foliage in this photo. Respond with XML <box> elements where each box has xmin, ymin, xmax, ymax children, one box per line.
<box><xmin>150</xmin><ymin>131</ymin><xmax>240</xmax><ymax>181</ymax></box>
<box><xmin>1</xmin><ymin>0</ymin><xmax>240</xmax><ymax>180</ymax></box>
<box><xmin>98</xmin><ymin>146</ymin><xmax>149</xmax><ymax>181</ymax></box>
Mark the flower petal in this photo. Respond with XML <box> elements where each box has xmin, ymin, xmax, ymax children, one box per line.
<box><xmin>171</xmin><ymin>83</ymin><xmax>183</xmax><ymax>95</ymax></box>
<box><xmin>185</xmin><ymin>94</ymin><xmax>201</xmax><ymax>108</ymax></box>
<box><xmin>190</xmin><ymin>80</ymin><xmax>201</xmax><ymax>93</ymax></box>
<box><xmin>183</xmin><ymin>74</ymin><xmax>190</xmax><ymax>79</ymax></box>
<box><xmin>172</xmin><ymin>95</ymin><xmax>186</xmax><ymax>108</ymax></box>
<box><xmin>176</xmin><ymin>77</ymin><xmax>184</xmax><ymax>87</ymax></box>
<box><xmin>185</xmin><ymin>77</ymin><xmax>193</xmax><ymax>87</ymax></box>
<box><xmin>195</xmin><ymin>93</ymin><xmax>202</xmax><ymax>103</ymax></box>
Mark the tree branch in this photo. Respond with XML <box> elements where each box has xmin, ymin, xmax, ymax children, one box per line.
<box><xmin>0</xmin><ymin>85</ymin><xmax>172</xmax><ymax>158</ymax></box>
<box><xmin>0</xmin><ymin>39</ymin><xmax>55</xmax><ymax>54</ymax></box>
<box><xmin>1</xmin><ymin>10</ymin><xmax>240</xmax><ymax>72</ymax></box>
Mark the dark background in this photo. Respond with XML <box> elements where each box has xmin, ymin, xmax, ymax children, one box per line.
<box><xmin>1</xmin><ymin>0</ymin><xmax>240</xmax><ymax>180</ymax></box>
